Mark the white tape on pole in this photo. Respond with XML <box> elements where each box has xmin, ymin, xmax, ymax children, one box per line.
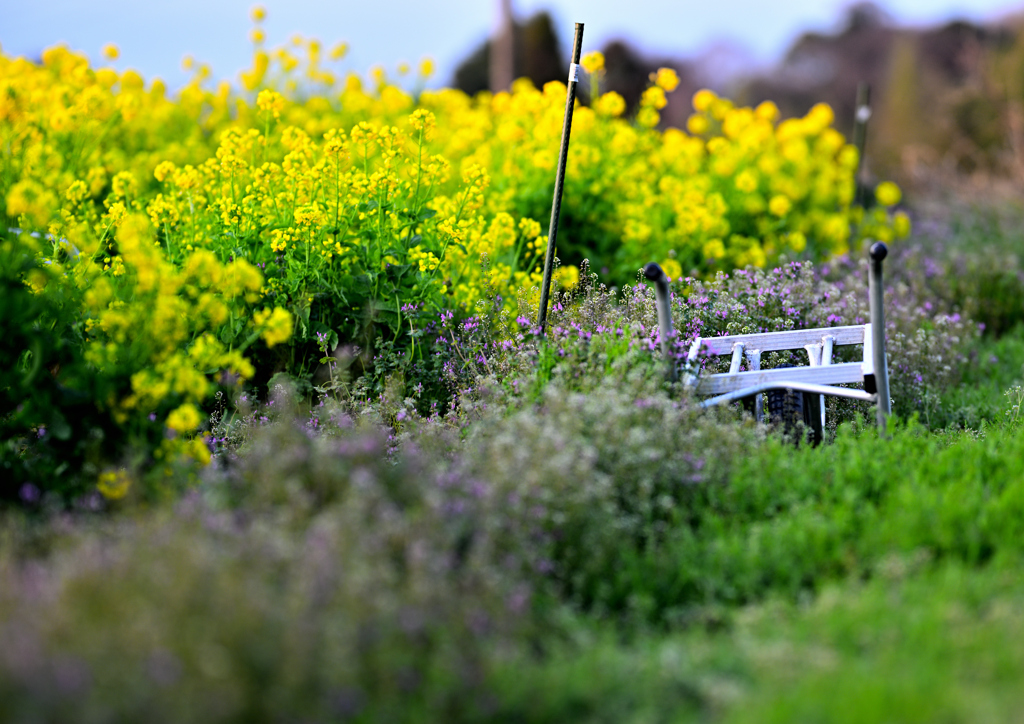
<box><xmin>568</xmin><ymin>63</ymin><xmax>580</xmax><ymax>83</ymax></box>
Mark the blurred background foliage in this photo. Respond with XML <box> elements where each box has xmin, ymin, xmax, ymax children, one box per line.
<box><xmin>458</xmin><ymin>2</ymin><xmax>1024</xmax><ymax>192</ymax></box>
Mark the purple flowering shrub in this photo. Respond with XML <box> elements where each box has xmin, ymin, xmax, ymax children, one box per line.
<box><xmin>0</xmin><ymin>405</ymin><xmax>539</xmax><ymax>723</ymax></box>
<box><xmin>451</xmin><ymin>378</ymin><xmax>758</xmax><ymax>615</ymax></box>
<box><xmin>0</xmin><ymin>368</ymin><xmax>757</xmax><ymax>721</ymax></box>
<box><xmin>0</xmin><ymin>363</ymin><xmax>755</xmax><ymax>721</ymax></box>
<box><xmin>677</xmin><ymin>258</ymin><xmax>977</xmax><ymax>423</ymax></box>
<box><xmin>425</xmin><ymin>255</ymin><xmax>977</xmax><ymax>430</ymax></box>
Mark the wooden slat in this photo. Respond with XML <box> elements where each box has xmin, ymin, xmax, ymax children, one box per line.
<box><xmin>695</xmin><ymin>325</ymin><xmax>866</xmax><ymax>357</ymax></box>
<box><xmin>695</xmin><ymin>362</ymin><xmax>865</xmax><ymax>395</ymax></box>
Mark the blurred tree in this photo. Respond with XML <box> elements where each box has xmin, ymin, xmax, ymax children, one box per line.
<box><xmin>490</xmin><ymin>0</ymin><xmax>515</xmax><ymax>93</ymax></box>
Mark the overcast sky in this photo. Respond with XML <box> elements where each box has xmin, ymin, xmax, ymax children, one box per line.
<box><xmin>3</xmin><ymin>0</ymin><xmax>1023</xmax><ymax>89</ymax></box>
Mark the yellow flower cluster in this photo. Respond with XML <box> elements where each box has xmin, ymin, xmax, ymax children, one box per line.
<box><xmin>59</xmin><ymin>211</ymin><xmax>289</xmax><ymax>466</ymax></box>
<box><xmin>0</xmin><ymin>42</ymin><xmax>293</xmax><ymax>469</ymax></box>
<box><xmin>613</xmin><ymin>89</ymin><xmax>908</xmax><ymax>277</ymax></box>
<box><xmin>253</xmin><ymin>307</ymin><xmax>294</xmax><ymax>347</ymax></box>
<box><xmin>97</xmin><ymin>469</ymin><xmax>132</xmax><ymax>500</ymax></box>
<box><xmin>1</xmin><ymin>30</ymin><xmax>908</xmax><ymax>442</ymax></box>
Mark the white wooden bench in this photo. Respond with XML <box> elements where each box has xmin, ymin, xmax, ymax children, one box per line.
<box><xmin>644</xmin><ymin>243</ymin><xmax>892</xmax><ymax>434</ymax></box>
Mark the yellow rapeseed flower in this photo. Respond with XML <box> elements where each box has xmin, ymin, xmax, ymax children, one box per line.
<box><xmin>875</xmin><ymin>181</ymin><xmax>902</xmax><ymax>207</ymax></box>
<box><xmin>7</xmin><ymin>180</ymin><xmax>57</xmax><ymax>228</ymax></box>
<box><xmin>687</xmin><ymin>114</ymin><xmax>709</xmax><ymax>135</ymax></box>
<box><xmin>595</xmin><ymin>91</ymin><xmax>626</xmax><ymax>117</ymax></box>
<box><xmin>166</xmin><ymin>403</ymin><xmax>202</xmax><ymax>433</ymax></box>
<box><xmin>251</xmin><ymin>5</ymin><xmax>267</xmax><ymax>22</ymax></box>
<box><xmin>693</xmin><ymin>89</ymin><xmax>717</xmax><ymax>113</ymax></box>
<box><xmin>188</xmin><ymin>438</ymin><xmax>212</xmax><ymax>466</ymax></box>
<box><xmin>581</xmin><ymin>51</ymin><xmax>605</xmax><ymax>75</ymax></box>
<box><xmin>660</xmin><ymin>258</ymin><xmax>683</xmax><ymax>280</ymax></box>
<box><xmin>331</xmin><ymin>42</ymin><xmax>350</xmax><ymax>61</ymax></box>
<box><xmin>703</xmin><ymin>239</ymin><xmax>726</xmax><ymax>260</ymax></box>
<box><xmin>768</xmin><ymin>195</ymin><xmax>792</xmax><ymax>217</ymax></box>
<box><xmin>653</xmin><ymin>67</ymin><xmax>680</xmax><ymax>93</ymax></box>
<box><xmin>755</xmin><ymin>100</ymin><xmax>779</xmax><ymax>122</ymax></box>
<box><xmin>641</xmin><ymin>86</ymin><xmax>668</xmax><ymax>110</ymax></box>
<box><xmin>102</xmin><ymin>43</ymin><xmax>120</xmax><ymax>61</ymax></box>
<box><xmin>893</xmin><ymin>211</ymin><xmax>912</xmax><ymax>238</ymax></box>
<box><xmin>97</xmin><ymin>470</ymin><xmax>132</xmax><ymax>500</ymax></box>
<box><xmin>254</xmin><ymin>307</ymin><xmax>294</xmax><ymax>347</ymax></box>
<box><xmin>806</xmin><ymin>102</ymin><xmax>835</xmax><ymax>131</ymax></box>
<box><xmin>735</xmin><ymin>169</ymin><xmax>759</xmax><ymax>193</ymax></box>
<box><xmin>787</xmin><ymin>231</ymin><xmax>807</xmax><ymax>252</ymax></box>
<box><xmin>256</xmin><ymin>88</ymin><xmax>285</xmax><ymax>118</ymax></box>
<box><xmin>557</xmin><ymin>264</ymin><xmax>581</xmax><ymax>289</ymax></box>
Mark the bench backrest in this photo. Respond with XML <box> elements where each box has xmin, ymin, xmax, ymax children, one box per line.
<box><xmin>687</xmin><ymin>323</ymin><xmax>879</xmax><ymax>395</ymax></box>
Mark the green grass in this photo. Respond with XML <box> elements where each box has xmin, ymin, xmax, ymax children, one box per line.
<box><xmin>487</xmin><ymin>559</ymin><xmax>1024</xmax><ymax>723</ymax></box>
<box><xmin>546</xmin><ymin>402</ymin><xmax>1024</xmax><ymax>623</ymax></box>
<box><xmin>928</xmin><ymin>328</ymin><xmax>1024</xmax><ymax>429</ymax></box>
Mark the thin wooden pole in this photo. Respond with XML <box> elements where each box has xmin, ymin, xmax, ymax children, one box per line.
<box><xmin>537</xmin><ymin>22</ymin><xmax>584</xmax><ymax>332</ymax></box>
<box><xmin>853</xmin><ymin>82</ymin><xmax>871</xmax><ymax>208</ymax></box>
